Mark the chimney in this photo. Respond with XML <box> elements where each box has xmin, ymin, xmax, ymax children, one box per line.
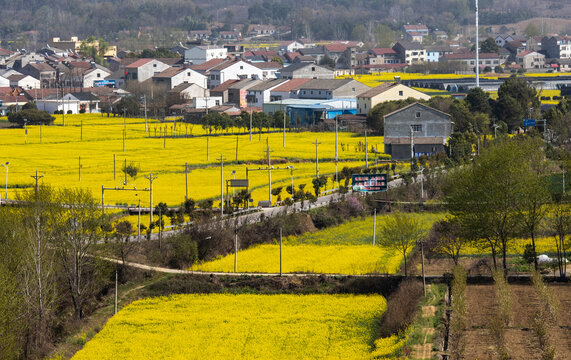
<box><xmin>394</xmin><ymin>76</ymin><xmax>401</xmax><ymax>84</ymax></box>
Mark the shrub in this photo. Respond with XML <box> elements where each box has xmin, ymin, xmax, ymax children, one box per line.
<box><xmin>378</xmin><ymin>279</ymin><xmax>423</xmax><ymax>338</ymax></box>
<box><xmin>67</xmin><ymin>110</ymin><xmax>73</xmax><ymax>114</ymax></box>
<box><xmin>7</xmin><ymin>109</ymin><xmax>55</xmax><ymax>126</ymax></box>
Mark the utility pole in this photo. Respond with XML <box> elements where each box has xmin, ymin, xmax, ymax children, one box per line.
<box><xmin>78</xmin><ymin>156</ymin><xmax>81</xmax><ymax>182</ymax></box>
<box><xmin>283</xmin><ymin>109</ymin><xmax>286</xmax><ymax>148</ymax></box>
<box><xmin>144</xmin><ymin>172</ymin><xmax>158</xmax><ymax>229</ymax></box>
<box><xmin>30</xmin><ymin>170</ymin><xmax>44</xmax><ymax>196</ymax></box>
<box><xmin>138</xmin><ymin>199</ymin><xmax>141</xmax><ymax>242</ymax></box>
<box><xmin>280</xmin><ymin>227</ymin><xmax>283</xmax><ymax>276</ymax></box>
<box><xmin>313</xmin><ymin>138</ymin><xmax>321</xmax><ymax>179</ymax></box>
<box><xmin>335</xmin><ymin>114</ymin><xmax>339</xmax><ymax>188</ymax></box>
<box><xmin>475</xmin><ymin>0</ymin><xmax>480</xmax><ymax>88</ymax></box>
<box><xmin>185</xmin><ymin>163</ymin><xmax>189</xmax><ymax>201</ymax></box>
<box><xmin>143</xmin><ymin>94</ymin><xmax>148</xmax><ymax>133</ymax></box>
<box><xmin>206</xmin><ymin>135</ymin><xmax>209</xmax><ymax>161</ymax></box>
<box><xmin>249</xmin><ymin>108</ymin><xmax>253</xmax><ymax>141</ymax></box>
<box><xmin>410</xmin><ymin>126</ymin><xmax>415</xmax><ymax>166</ymax></box>
<box><xmin>265</xmin><ymin>138</ymin><xmax>273</xmax><ymax>203</ymax></box>
<box><xmin>124</xmin><ymin>158</ymin><xmax>127</xmax><ymax>185</ymax></box>
<box><xmin>218</xmin><ymin>154</ymin><xmax>225</xmax><ymax>217</ymax></box>
<box><xmin>234</xmin><ymin>226</ymin><xmax>238</xmax><ymax>273</ymax></box>
<box><xmin>419</xmin><ymin>166</ymin><xmax>425</xmax><ymax>205</ymax></box>
<box><xmin>373</xmin><ymin>208</ymin><xmax>376</xmax><ymax>246</ymax></box>
<box><xmin>365</xmin><ymin>129</ymin><xmax>368</xmax><ymax>168</ymax></box>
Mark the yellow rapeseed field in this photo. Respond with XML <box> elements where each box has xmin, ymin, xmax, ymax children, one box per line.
<box><xmin>460</xmin><ymin>237</ymin><xmax>563</xmax><ymax>256</ymax></box>
<box><xmin>0</xmin><ymin>114</ymin><xmax>391</xmax><ymax>207</ymax></box>
<box><xmin>190</xmin><ymin>213</ymin><xmax>445</xmax><ymax>274</ymax></box>
<box><xmin>190</xmin><ymin>244</ymin><xmax>403</xmax><ymax>274</ymax></box>
<box><xmin>72</xmin><ymin>294</ymin><xmax>387</xmax><ymax>360</ymax></box>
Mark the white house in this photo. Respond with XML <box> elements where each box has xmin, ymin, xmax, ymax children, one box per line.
<box><xmin>125</xmin><ymin>59</ymin><xmax>170</xmax><ymax>83</ymax></box>
<box><xmin>208</xmin><ymin>60</ymin><xmax>264</xmax><ymax>88</ymax></box>
<box><xmin>194</xmin><ymin>96</ymin><xmax>223</xmax><ymax>109</ymax></box>
<box><xmin>246</xmin><ymin>79</ymin><xmax>288</xmax><ymax>108</ymax></box>
<box><xmin>269</xmin><ymin>78</ymin><xmax>312</xmax><ymax>101</ymax></box>
<box><xmin>153</xmin><ymin>67</ymin><xmax>207</xmax><ymax>90</ymax></box>
<box><xmin>36</xmin><ymin>96</ymin><xmax>80</xmax><ymax>114</ymax></box>
<box><xmin>82</xmin><ymin>67</ymin><xmax>111</xmax><ymax>88</ymax></box>
<box><xmin>281</xmin><ymin>41</ymin><xmax>305</xmax><ymax>52</ymax></box>
<box><xmin>184</xmin><ymin>46</ymin><xmax>228</xmax><ymax>65</ymax></box>
<box><xmin>7</xmin><ymin>74</ymin><xmax>41</xmax><ymax>89</ymax></box>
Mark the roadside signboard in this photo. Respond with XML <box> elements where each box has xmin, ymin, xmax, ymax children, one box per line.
<box><xmin>523</xmin><ymin>119</ymin><xmax>536</xmax><ymax>127</ymax></box>
<box><xmin>352</xmin><ymin>173</ymin><xmax>388</xmax><ymax>192</ymax></box>
<box><xmin>229</xmin><ymin>179</ymin><xmax>248</xmax><ymax>188</ymax></box>
<box><xmin>94</xmin><ymin>79</ymin><xmax>117</xmax><ymax>87</ymax></box>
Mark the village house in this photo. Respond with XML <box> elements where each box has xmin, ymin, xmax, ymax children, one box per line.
<box><xmin>384</xmin><ymin>103</ymin><xmax>452</xmax><ymax>160</ymax></box>
<box><xmin>356</xmin><ymin>83</ymin><xmax>431</xmax><ymax>115</ymax></box>
<box><xmin>269</xmin><ymin>78</ymin><xmax>312</xmax><ymax>101</ymax></box>
<box><xmin>542</xmin><ymin>36</ymin><xmax>571</xmax><ymax>59</ymax></box>
<box><xmin>246</xmin><ymin>78</ymin><xmax>289</xmax><ymax>108</ymax></box>
<box><xmin>124</xmin><ymin>58</ymin><xmax>170</xmax><ymax>83</ymax></box>
<box><xmin>403</xmin><ymin>25</ymin><xmax>429</xmax><ymax>43</ymax></box>
<box><xmin>516</xmin><ymin>50</ymin><xmax>546</xmax><ymax>69</ymax></box>
<box><xmin>297</xmin><ymin>79</ymin><xmax>370</xmax><ymax>100</ymax></box>
<box><xmin>152</xmin><ymin>66</ymin><xmax>207</xmax><ymax>90</ymax></box>
<box><xmin>392</xmin><ymin>42</ymin><xmax>426</xmax><ymax>64</ymax></box>
<box><xmin>207</xmin><ymin>59</ymin><xmax>265</xmax><ymax>88</ymax></box>
<box><xmin>278</xmin><ymin>63</ymin><xmax>335</xmax><ymax>80</ymax></box>
<box><xmin>184</xmin><ymin>46</ymin><xmax>228</xmax><ymax>65</ymax></box>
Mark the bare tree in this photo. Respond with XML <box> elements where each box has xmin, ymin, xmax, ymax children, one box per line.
<box><xmin>379</xmin><ymin>212</ymin><xmax>427</xmax><ymax>276</ymax></box>
<box><xmin>50</xmin><ymin>188</ymin><xmax>105</xmax><ymax>319</ymax></box>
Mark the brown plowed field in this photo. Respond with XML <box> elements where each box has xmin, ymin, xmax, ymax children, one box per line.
<box><xmin>460</xmin><ymin>283</ymin><xmax>571</xmax><ymax>360</ymax></box>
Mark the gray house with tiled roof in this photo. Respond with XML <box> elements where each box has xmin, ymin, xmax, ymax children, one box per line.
<box><xmin>384</xmin><ymin>103</ymin><xmax>452</xmax><ymax>159</ymax></box>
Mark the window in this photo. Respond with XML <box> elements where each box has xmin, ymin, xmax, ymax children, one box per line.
<box><xmin>398</xmin><ymin>90</ymin><xmax>403</xmax><ymax>96</ymax></box>
<box><xmin>153</xmin><ymin>64</ymin><xmax>157</xmax><ymax>68</ymax></box>
<box><xmin>415</xmin><ymin>111</ymin><xmax>421</xmax><ymax>118</ymax></box>
<box><xmin>96</xmin><ymin>73</ymin><xmax>101</xmax><ymax>78</ymax></box>
<box><xmin>187</xmin><ymin>72</ymin><xmax>191</xmax><ymax>76</ymax></box>
<box><xmin>411</xmin><ymin>124</ymin><xmax>422</xmax><ymax>131</ymax></box>
<box><xmin>312</xmin><ymin>67</ymin><xmax>315</xmax><ymax>71</ymax></box>
<box><xmin>240</xmin><ymin>66</ymin><xmax>243</xmax><ymax>70</ymax></box>
<box><xmin>311</xmin><ymin>91</ymin><xmax>313</xmax><ymax>94</ymax></box>
<box><xmin>364</xmin><ymin>103</ymin><xmax>366</xmax><ymax>109</ymax></box>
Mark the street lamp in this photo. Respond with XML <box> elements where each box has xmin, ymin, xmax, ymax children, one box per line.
<box><xmin>1</xmin><ymin>162</ymin><xmax>8</xmax><ymax>201</ymax></box>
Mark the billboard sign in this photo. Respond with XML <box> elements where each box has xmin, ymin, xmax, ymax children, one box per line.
<box><xmin>229</xmin><ymin>179</ymin><xmax>249</xmax><ymax>188</ymax></box>
<box><xmin>352</xmin><ymin>173</ymin><xmax>388</xmax><ymax>192</ymax></box>
<box><xmin>94</xmin><ymin>79</ymin><xmax>117</xmax><ymax>87</ymax></box>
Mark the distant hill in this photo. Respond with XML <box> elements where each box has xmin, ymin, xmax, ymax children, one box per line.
<box><xmin>0</xmin><ymin>0</ymin><xmax>570</xmax><ymax>50</ymax></box>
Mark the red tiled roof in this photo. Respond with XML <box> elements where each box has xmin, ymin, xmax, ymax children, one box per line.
<box><xmin>285</xmin><ymin>52</ymin><xmax>301</xmax><ymax>60</ymax></box>
<box><xmin>517</xmin><ymin>50</ymin><xmax>533</xmax><ymax>57</ymax></box>
<box><xmin>370</xmin><ymin>48</ymin><xmax>397</xmax><ymax>56</ymax></box>
<box><xmin>125</xmin><ymin>58</ymin><xmax>154</xmax><ymax>69</ymax></box>
<box><xmin>27</xmin><ymin>62</ymin><xmax>55</xmax><ymax>71</ymax></box>
<box><xmin>154</xmin><ymin>67</ymin><xmax>184</xmax><ymax>78</ymax></box>
<box><xmin>271</xmin><ymin>78</ymin><xmax>312</xmax><ymax>92</ymax></box>
<box><xmin>211</xmin><ymin>79</ymin><xmax>240</xmax><ymax>92</ymax></box>
<box><xmin>0</xmin><ymin>48</ymin><xmax>14</xmax><ymax>56</ymax></box>
<box><xmin>325</xmin><ymin>43</ymin><xmax>349</xmax><ymax>53</ymax></box>
<box><xmin>189</xmin><ymin>58</ymin><xmax>227</xmax><ymax>72</ymax></box>
<box><xmin>403</xmin><ymin>24</ymin><xmax>428</xmax><ymax>31</ymax></box>
<box><xmin>68</xmin><ymin>61</ymin><xmax>93</xmax><ymax>69</ymax></box>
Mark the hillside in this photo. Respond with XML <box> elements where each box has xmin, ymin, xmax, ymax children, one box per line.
<box><xmin>1</xmin><ymin>0</ymin><xmax>571</xmax><ymax>50</ymax></box>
